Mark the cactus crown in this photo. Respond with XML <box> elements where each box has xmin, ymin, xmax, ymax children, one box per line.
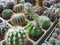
<box><xmin>13</xmin><ymin>4</ymin><xmax>24</xmax><ymax>13</ymax></box>
<box><xmin>2</xmin><ymin>9</ymin><xmax>13</xmax><ymax>20</ymax></box>
<box><xmin>6</xmin><ymin>27</ymin><xmax>26</xmax><ymax>45</ymax></box>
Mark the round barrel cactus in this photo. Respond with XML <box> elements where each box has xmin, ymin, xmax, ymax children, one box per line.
<box><xmin>39</xmin><ymin>16</ymin><xmax>51</xmax><ymax>29</ymax></box>
<box><xmin>25</xmin><ymin>21</ymin><xmax>43</xmax><ymax>36</ymax></box>
<box><xmin>13</xmin><ymin>4</ymin><xmax>24</xmax><ymax>13</ymax></box>
<box><xmin>6</xmin><ymin>1</ymin><xmax>15</xmax><ymax>9</ymax></box>
<box><xmin>0</xmin><ymin>3</ymin><xmax>5</xmax><ymax>13</ymax></box>
<box><xmin>5</xmin><ymin>27</ymin><xmax>26</xmax><ymax>45</ymax></box>
<box><xmin>0</xmin><ymin>22</ymin><xmax>10</xmax><ymax>40</ymax></box>
<box><xmin>2</xmin><ymin>9</ymin><xmax>13</xmax><ymax>20</ymax></box>
<box><xmin>11</xmin><ymin>14</ymin><xmax>27</xmax><ymax>26</ymax></box>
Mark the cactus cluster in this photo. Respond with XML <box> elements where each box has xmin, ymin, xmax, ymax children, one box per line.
<box><xmin>6</xmin><ymin>27</ymin><xmax>26</xmax><ymax>45</ymax></box>
<box><xmin>0</xmin><ymin>22</ymin><xmax>10</xmax><ymax>40</ymax></box>
<box><xmin>13</xmin><ymin>4</ymin><xmax>24</xmax><ymax>13</ymax></box>
<box><xmin>11</xmin><ymin>14</ymin><xmax>28</xmax><ymax>26</ymax></box>
<box><xmin>2</xmin><ymin>9</ymin><xmax>13</xmax><ymax>20</ymax></box>
<box><xmin>6</xmin><ymin>1</ymin><xmax>15</xmax><ymax>9</ymax></box>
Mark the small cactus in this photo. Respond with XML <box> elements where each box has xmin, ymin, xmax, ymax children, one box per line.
<box><xmin>13</xmin><ymin>4</ymin><xmax>24</xmax><ymax>13</ymax></box>
<box><xmin>57</xmin><ymin>35</ymin><xmax>60</xmax><ymax>40</ymax></box>
<box><xmin>54</xmin><ymin>28</ymin><xmax>60</xmax><ymax>35</ymax></box>
<box><xmin>33</xmin><ymin>5</ymin><xmax>43</xmax><ymax>16</ymax></box>
<box><xmin>25</xmin><ymin>21</ymin><xmax>43</xmax><ymax>36</ymax></box>
<box><xmin>11</xmin><ymin>14</ymin><xmax>28</xmax><ymax>26</ymax></box>
<box><xmin>52</xmin><ymin>33</ymin><xmax>58</xmax><ymax>39</ymax></box>
<box><xmin>48</xmin><ymin>37</ymin><xmax>56</xmax><ymax>45</ymax></box>
<box><xmin>6</xmin><ymin>1</ymin><xmax>15</xmax><ymax>9</ymax></box>
<box><xmin>24</xmin><ymin>2</ymin><xmax>33</xmax><ymax>20</ymax></box>
<box><xmin>0</xmin><ymin>22</ymin><xmax>10</xmax><ymax>40</ymax></box>
<box><xmin>5</xmin><ymin>27</ymin><xmax>26</xmax><ymax>45</ymax></box>
<box><xmin>2</xmin><ymin>9</ymin><xmax>13</xmax><ymax>20</ymax></box>
<box><xmin>39</xmin><ymin>16</ymin><xmax>51</xmax><ymax>29</ymax></box>
<box><xmin>0</xmin><ymin>3</ymin><xmax>5</xmax><ymax>13</ymax></box>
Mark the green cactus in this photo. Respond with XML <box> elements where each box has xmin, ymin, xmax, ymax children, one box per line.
<box><xmin>0</xmin><ymin>22</ymin><xmax>10</xmax><ymax>40</ymax></box>
<box><xmin>2</xmin><ymin>9</ymin><xmax>13</xmax><ymax>20</ymax></box>
<box><xmin>13</xmin><ymin>4</ymin><xmax>24</xmax><ymax>13</ymax></box>
<box><xmin>25</xmin><ymin>21</ymin><xmax>43</xmax><ymax>36</ymax></box>
<box><xmin>0</xmin><ymin>3</ymin><xmax>5</xmax><ymax>13</ymax></box>
<box><xmin>39</xmin><ymin>16</ymin><xmax>51</xmax><ymax>29</ymax></box>
<box><xmin>6</xmin><ymin>1</ymin><xmax>15</xmax><ymax>9</ymax></box>
<box><xmin>24</xmin><ymin>2</ymin><xmax>33</xmax><ymax>20</ymax></box>
<box><xmin>6</xmin><ymin>27</ymin><xmax>26</xmax><ymax>45</ymax></box>
<box><xmin>11</xmin><ymin>14</ymin><xmax>27</xmax><ymax>26</ymax></box>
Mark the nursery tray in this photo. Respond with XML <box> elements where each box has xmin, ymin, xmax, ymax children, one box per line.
<box><xmin>37</xmin><ymin>18</ymin><xmax>58</xmax><ymax>45</ymax></box>
<box><xmin>42</xmin><ymin>20</ymin><xmax>59</xmax><ymax>45</ymax></box>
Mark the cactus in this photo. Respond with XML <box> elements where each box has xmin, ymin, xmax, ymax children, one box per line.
<box><xmin>17</xmin><ymin>0</ymin><xmax>25</xmax><ymax>3</ymax></box>
<box><xmin>2</xmin><ymin>9</ymin><xmax>13</xmax><ymax>20</ymax></box>
<box><xmin>13</xmin><ymin>4</ymin><xmax>24</xmax><ymax>13</ymax></box>
<box><xmin>52</xmin><ymin>33</ymin><xmax>58</xmax><ymax>39</ymax></box>
<box><xmin>25</xmin><ymin>0</ymin><xmax>36</xmax><ymax>5</ymax></box>
<box><xmin>24</xmin><ymin>2</ymin><xmax>33</xmax><ymax>20</ymax></box>
<box><xmin>0</xmin><ymin>22</ymin><xmax>10</xmax><ymax>40</ymax></box>
<box><xmin>6</xmin><ymin>1</ymin><xmax>15</xmax><ymax>9</ymax></box>
<box><xmin>0</xmin><ymin>3</ymin><xmax>5</xmax><ymax>13</ymax></box>
<box><xmin>39</xmin><ymin>16</ymin><xmax>51</xmax><ymax>29</ymax></box>
<box><xmin>11</xmin><ymin>14</ymin><xmax>28</xmax><ymax>26</ymax></box>
<box><xmin>54</xmin><ymin>28</ymin><xmax>60</xmax><ymax>35</ymax></box>
<box><xmin>25</xmin><ymin>21</ymin><xmax>43</xmax><ymax>36</ymax></box>
<box><xmin>24</xmin><ymin>3</ymin><xmax>51</xmax><ymax>29</ymax></box>
<box><xmin>6</xmin><ymin>27</ymin><xmax>26</xmax><ymax>45</ymax></box>
<box><xmin>48</xmin><ymin>37</ymin><xmax>56</xmax><ymax>45</ymax></box>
